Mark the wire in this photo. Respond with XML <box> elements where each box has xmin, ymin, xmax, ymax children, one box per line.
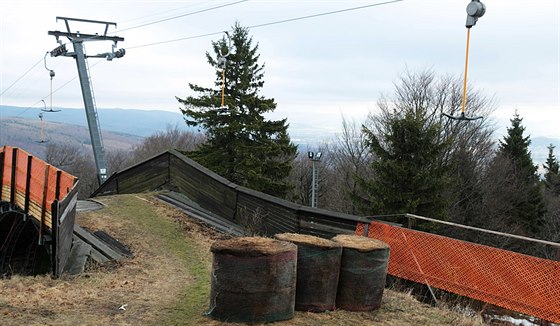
<box><xmin>15</xmin><ymin>59</ymin><xmax>105</xmax><ymax>117</ymax></box>
<box><xmin>116</xmin><ymin>0</ymin><xmax>249</xmax><ymax>33</ymax></box>
<box><xmin>0</xmin><ymin>56</ymin><xmax>43</xmax><ymax>97</ymax></box>
<box><xmin>1</xmin><ymin>0</ymin><xmax>247</xmax><ymax>96</ymax></box>
<box><xmin>248</xmin><ymin>0</ymin><xmax>403</xmax><ymax>30</ymax></box>
<box><xmin>128</xmin><ymin>0</ymin><xmax>404</xmax><ymax>50</ymax></box>
<box><xmin>3</xmin><ymin>0</ymin><xmax>404</xmax><ymax>110</ymax></box>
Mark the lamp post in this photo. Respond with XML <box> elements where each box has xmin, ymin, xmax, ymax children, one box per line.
<box><xmin>308</xmin><ymin>151</ymin><xmax>322</xmax><ymax>208</ymax></box>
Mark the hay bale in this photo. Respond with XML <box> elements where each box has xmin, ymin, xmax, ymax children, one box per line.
<box><xmin>275</xmin><ymin>233</ymin><xmax>342</xmax><ymax>312</ymax></box>
<box><xmin>208</xmin><ymin>237</ymin><xmax>297</xmax><ymax>323</ymax></box>
<box><xmin>332</xmin><ymin>234</ymin><xmax>390</xmax><ymax>311</ymax></box>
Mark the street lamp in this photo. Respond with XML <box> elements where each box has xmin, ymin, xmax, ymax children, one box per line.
<box><xmin>308</xmin><ymin>151</ymin><xmax>322</xmax><ymax>208</ymax></box>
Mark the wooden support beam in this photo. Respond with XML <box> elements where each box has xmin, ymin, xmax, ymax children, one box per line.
<box><xmin>0</xmin><ymin>149</ymin><xmax>4</xmax><ymax>201</ymax></box>
<box><xmin>10</xmin><ymin>148</ymin><xmax>18</xmax><ymax>205</ymax></box>
<box><xmin>24</xmin><ymin>155</ymin><xmax>32</xmax><ymax>215</ymax></box>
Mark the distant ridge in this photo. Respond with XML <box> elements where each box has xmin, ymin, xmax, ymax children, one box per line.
<box><xmin>0</xmin><ymin>105</ymin><xmax>190</xmax><ymax>137</ymax></box>
<box><xmin>0</xmin><ymin>105</ymin><xmax>333</xmax><ymax>147</ymax></box>
<box><xmin>2</xmin><ymin>105</ymin><xmax>558</xmax><ymax>168</ymax></box>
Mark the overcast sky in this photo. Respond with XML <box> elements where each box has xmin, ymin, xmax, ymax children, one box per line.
<box><xmin>1</xmin><ymin>0</ymin><xmax>559</xmax><ymax>140</ymax></box>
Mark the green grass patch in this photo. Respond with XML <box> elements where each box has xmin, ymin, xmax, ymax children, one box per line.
<box><xmin>103</xmin><ymin>195</ymin><xmax>212</xmax><ymax>325</ymax></box>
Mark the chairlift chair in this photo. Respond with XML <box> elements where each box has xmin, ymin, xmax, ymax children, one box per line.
<box><xmin>43</xmin><ymin>52</ymin><xmax>61</xmax><ymax>113</ymax></box>
<box><xmin>37</xmin><ymin>112</ymin><xmax>48</xmax><ymax>143</ymax></box>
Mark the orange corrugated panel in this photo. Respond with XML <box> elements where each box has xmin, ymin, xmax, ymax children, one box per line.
<box><xmin>2</xmin><ymin>146</ymin><xmax>14</xmax><ymax>189</ymax></box>
<box><xmin>45</xmin><ymin>165</ymin><xmax>58</xmax><ymax>208</ymax></box>
<box><xmin>356</xmin><ymin>222</ymin><xmax>560</xmax><ymax>323</ymax></box>
<box><xmin>1</xmin><ymin>146</ymin><xmax>76</xmax><ymax>232</ymax></box>
<box><xmin>58</xmin><ymin>171</ymin><xmax>76</xmax><ymax>198</ymax></box>
<box><xmin>14</xmin><ymin>149</ymin><xmax>29</xmax><ymax>208</ymax></box>
<box><xmin>29</xmin><ymin>158</ymin><xmax>47</xmax><ymax>205</ymax></box>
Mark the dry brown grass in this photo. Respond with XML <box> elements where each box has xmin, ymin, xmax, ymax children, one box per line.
<box><xmin>0</xmin><ymin>194</ymin><xmax>486</xmax><ymax>326</ymax></box>
<box><xmin>332</xmin><ymin>234</ymin><xmax>389</xmax><ymax>251</ymax></box>
<box><xmin>275</xmin><ymin>233</ymin><xmax>340</xmax><ymax>248</ymax></box>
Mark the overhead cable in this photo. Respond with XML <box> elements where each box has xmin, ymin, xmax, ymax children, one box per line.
<box><xmin>116</xmin><ymin>0</ymin><xmax>249</xmax><ymax>33</ymax></box>
<box><xmin>16</xmin><ymin>59</ymin><xmax>104</xmax><ymax>117</ymax></box>
<box><xmin>0</xmin><ymin>1</ymin><xmax>247</xmax><ymax>96</ymax></box>
<box><xmin>0</xmin><ymin>57</ymin><xmax>43</xmax><ymax>97</ymax></box>
<box><xmin>128</xmin><ymin>0</ymin><xmax>404</xmax><ymax>50</ymax></box>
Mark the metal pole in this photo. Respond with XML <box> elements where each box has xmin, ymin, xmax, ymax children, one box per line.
<box><xmin>311</xmin><ymin>159</ymin><xmax>317</xmax><ymax>208</ymax></box>
<box><xmin>73</xmin><ymin>42</ymin><xmax>107</xmax><ymax>185</ymax></box>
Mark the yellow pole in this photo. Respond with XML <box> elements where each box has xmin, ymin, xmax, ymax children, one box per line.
<box><xmin>461</xmin><ymin>28</ymin><xmax>471</xmax><ymax>114</ymax></box>
<box><xmin>221</xmin><ymin>69</ymin><xmax>226</xmax><ymax>108</ymax></box>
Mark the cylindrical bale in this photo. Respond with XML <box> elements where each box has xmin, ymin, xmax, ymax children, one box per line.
<box><xmin>332</xmin><ymin>234</ymin><xmax>390</xmax><ymax>311</ymax></box>
<box><xmin>208</xmin><ymin>237</ymin><xmax>297</xmax><ymax>324</ymax></box>
<box><xmin>275</xmin><ymin>233</ymin><xmax>342</xmax><ymax>312</ymax></box>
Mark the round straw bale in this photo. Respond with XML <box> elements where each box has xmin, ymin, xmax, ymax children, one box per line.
<box><xmin>275</xmin><ymin>233</ymin><xmax>342</xmax><ymax>312</ymax></box>
<box><xmin>332</xmin><ymin>234</ymin><xmax>390</xmax><ymax>311</ymax></box>
<box><xmin>208</xmin><ymin>236</ymin><xmax>297</xmax><ymax>323</ymax></box>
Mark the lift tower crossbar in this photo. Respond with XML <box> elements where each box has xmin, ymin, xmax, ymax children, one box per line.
<box><xmin>48</xmin><ymin>17</ymin><xmax>125</xmax><ymax>185</ymax></box>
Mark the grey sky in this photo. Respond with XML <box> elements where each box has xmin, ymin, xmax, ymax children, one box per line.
<box><xmin>1</xmin><ymin>0</ymin><xmax>559</xmax><ymax>139</ymax></box>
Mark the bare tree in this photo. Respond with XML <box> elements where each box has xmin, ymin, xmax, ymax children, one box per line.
<box><xmin>106</xmin><ymin>148</ymin><xmax>131</xmax><ymax>174</ymax></box>
<box><xmin>331</xmin><ymin>116</ymin><xmax>374</xmax><ymax>214</ymax></box>
<box><xmin>287</xmin><ymin>151</ymin><xmax>313</xmax><ymax>206</ymax></box>
<box><xmin>538</xmin><ymin>193</ymin><xmax>560</xmax><ymax>260</ymax></box>
<box><xmin>287</xmin><ymin>144</ymin><xmax>333</xmax><ymax>207</ymax></box>
<box><xmin>129</xmin><ymin>125</ymin><xmax>205</xmax><ymax>165</ymax></box>
<box><xmin>45</xmin><ymin>143</ymin><xmax>97</xmax><ymax>198</ymax></box>
<box><xmin>360</xmin><ymin>69</ymin><xmax>496</xmax><ymax>224</ymax></box>
<box><xmin>45</xmin><ymin>143</ymin><xmax>80</xmax><ymax>168</ymax></box>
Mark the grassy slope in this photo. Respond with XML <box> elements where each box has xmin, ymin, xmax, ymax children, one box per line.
<box><xmin>0</xmin><ymin>194</ymin><xmax>484</xmax><ymax>325</ymax></box>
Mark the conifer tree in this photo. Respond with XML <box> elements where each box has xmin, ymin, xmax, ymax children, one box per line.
<box><xmin>358</xmin><ymin>108</ymin><xmax>452</xmax><ymax>220</ymax></box>
<box><xmin>498</xmin><ymin>113</ymin><xmax>539</xmax><ymax>181</ymax></box>
<box><xmin>543</xmin><ymin>144</ymin><xmax>560</xmax><ymax>195</ymax></box>
<box><xmin>494</xmin><ymin>112</ymin><xmax>545</xmax><ymax>234</ymax></box>
<box><xmin>352</xmin><ymin>70</ymin><xmax>496</xmax><ymax>224</ymax></box>
<box><xmin>176</xmin><ymin>23</ymin><xmax>296</xmax><ymax>197</ymax></box>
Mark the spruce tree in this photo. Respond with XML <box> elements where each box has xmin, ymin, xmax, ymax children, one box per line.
<box><xmin>358</xmin><ymin>108</ymin><xmax>451</xmax><ymax>221</ymax></box>
<box><xmin>498</xmin><ymin>113</ymin><xmax>539</xmax><ymax>181</ymax></box>
<box><xmin>495</xmin><ymin>112</ymin><xmax>545</xmax><ymax>234</ymax></box>
<box><xmin>176</xmin><ymin>23</ymin><xmax>297</xmax><ymax>197</ymax></box>
<box><xmin>543</xmin><ymin>144</ymin><xmax>560</xmax><ymax>195</ymax></box>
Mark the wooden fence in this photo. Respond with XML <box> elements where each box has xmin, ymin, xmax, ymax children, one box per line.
<box><xmin>92</xmin><ymin>150</ymin><xmax>368</xmax><ymax>238</ymax></box>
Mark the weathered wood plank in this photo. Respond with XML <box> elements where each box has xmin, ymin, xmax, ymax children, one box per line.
<box><xmin>169</xmin><ymin>154</ymin><xmax>237</xmax><ymax>220</ymax></box>
<box><xmin>73</xmin><ymin>224</ymin><xmax>124</xmax><ymax>261</ymax></box>
<box><xmin>64</xmin><ymin>239</ymin><xmax>92</xmax><ymax>275</ymax></box>
<box><xmin>299</xmin><ymin>220</ymin><xmax>355</xmax><ymax>237</ymax></box>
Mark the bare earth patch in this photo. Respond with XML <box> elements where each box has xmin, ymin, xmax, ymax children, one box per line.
<box><xmin>0</xmin><ymin>194</ymin><xmax>485</xmax><ymax>326</ymax></box>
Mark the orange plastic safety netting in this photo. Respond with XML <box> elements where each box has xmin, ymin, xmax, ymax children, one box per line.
<box><xmin>1</xmin><ymin>146</ymin><xmax>76</xmax><ymax>228</ymax></box>
<box><xmin>356</xmin><ymin>221</ymin><xmax>560</xmax><ymax>323</ymax></box>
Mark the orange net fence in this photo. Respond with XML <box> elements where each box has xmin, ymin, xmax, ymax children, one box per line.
<box><xmin>356</xmin><ymin>221</ymin><xmax>560</xmax><ymax>323</ymax></box>
<box><xmin>1</xmin><ymin>146</ymin><xmax>76</xmax><ymax>229</ymax></box>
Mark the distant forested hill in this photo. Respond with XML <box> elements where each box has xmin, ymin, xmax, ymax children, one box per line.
<box><xmin>0</xmin><ymin>105</ymin><xmax>189</xmax><ymax>137</ymax></box>
<box><xmin>0</xmin><ymin>117</ymin><xmax>141</xmax><ymax>159</ymax></box>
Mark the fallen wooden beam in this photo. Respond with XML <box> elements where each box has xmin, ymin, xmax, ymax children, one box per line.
<box><xmin>73</xmin><ymin>224</ymin><xmax>124</xmax><ymax>261</ymax></box>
